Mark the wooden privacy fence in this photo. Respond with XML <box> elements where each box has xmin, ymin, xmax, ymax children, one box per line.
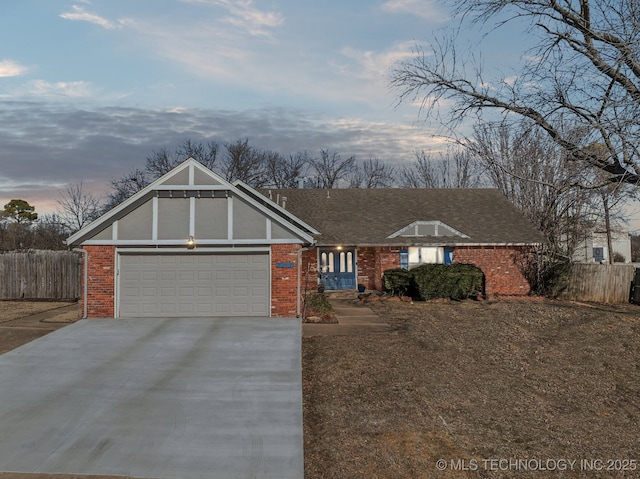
<box><xmin>0</xmin><ymin>251</ymin><xmax>82</xmax><ymax>300</ymax></box>
<box><xmin>560</xmin><ymin>263</ymin><xmax>635</xmax><ymax>304</ymax></box>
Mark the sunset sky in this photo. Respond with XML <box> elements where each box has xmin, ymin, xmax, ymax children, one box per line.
<box><xmin>0</xmin><ymin>1</ymin><xmax>586</xmax><ymax>221</ymax></box>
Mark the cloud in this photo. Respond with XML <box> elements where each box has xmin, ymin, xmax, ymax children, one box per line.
<box><xmin>23</xmin><ymin>80</ymin><xmax>94</xmax><ymax>98</ymax></box>
<box><xmin>0</xmin><ymin>60</ymin><xmax>29</xmax><ymax>78</ymax></box>
<box><xmin>381</xmin><ymin>0</ymin><xmax>449</xmax><ymax>22</ymax></box>
<box><xmin>180</xmin><ymin>0</ymin><xmax>284</xmax><ymax>36</ymax></box>
<box><xmin>340</xmin><ymin>41</ymin><xmax>419</xmax><ymax>81</ymax></box>
<box><xmin>0</xmin><ymin>102</ymin><xmax>444</xmax><ymax>213</ymax></box>
<box><xmin>59</xmin><ymin>5</ymin><xmax>119</xmax><ymax>29</ymax></box>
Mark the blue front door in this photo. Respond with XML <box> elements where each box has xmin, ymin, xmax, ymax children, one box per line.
<box><xmin>319</xmin><ymin>248</ymin><xmax>357</xmax><ymax>290</ymax></box>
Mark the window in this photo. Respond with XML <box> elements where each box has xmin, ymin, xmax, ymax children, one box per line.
<box><xmin>321</xmin><ymin>252</ymin><xmax>335</xmax><ymax>273</ymax></box>
<box><xmin>399</xmin><ymin>250</ymin><xmax>409</xmax><ymax>269</ymax></box>
<box><xmin>593</xmin><ymin>247</ymin><xmax>604</xmax><ymax>263</ymax></box>
<box><xmin>402</xmin><ymin>247</ymin><xmax>454</xmax><ymax>269</ymax></box>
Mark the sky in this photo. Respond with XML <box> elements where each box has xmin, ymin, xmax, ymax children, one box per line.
<box><xmin>8</xmin><ymin>0</ymin><xmax>636</xmax><ymax>233</ymax></box>
<box><xmin>0</xmin><ymin>0</ymin><xmax>504</xmax><ymax>216</ymax></box>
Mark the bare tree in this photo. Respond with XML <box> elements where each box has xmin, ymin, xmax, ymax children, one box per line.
<box><xmin>220</xmin><ymin>138</ymin><xmax>271</xmax><ymax>187</ymax></box>
<box><xmin>57</xmin><ymin>183</ymin><xmax>103</xmax><ymax>233</ymax></box>
<box><xmin>266</xmin><ymin>152</ymin><xmax>309</xmax><ymax>188</ymax></box>
<box><xmin>349</xmin><ymin>158</ymin><xmax>397</xmax><ymax>188</ymax></box>
<box><xmin>145</xmin><ymin>139</ymin><xmax>220</xmax><ymax>177</ymax></box>
<box><xmin>401</xmin><ymin>147</ymin><xmax>483</xmax><ymax>188</ymax></box>
<box><xmin>32</xmin><ymin>214</ymin><xmax>68</xmax><ymax>250</ymax></box>
<box><xmin>308</xmin><ymin>149</ymin><xmax>356</xmax><ymax>188</ymax></box>
<box><xmin>391</xmin><ymin>0</ymin><xmax>640</xmax><ymax>187</ymax></box>
<box><xmin>105</xmin><ymin>139</ymin><xmax>223</xmax><ymax>210</ymax></box>
<box><xmin>469</xmin><ymin>121</ymin><xmax>603</xmax><ymax>257</ymax></box>
<box><xmin>104</xmin><ymin>168</ymin><xmax>149</xmax><ymax>212</ymax></box>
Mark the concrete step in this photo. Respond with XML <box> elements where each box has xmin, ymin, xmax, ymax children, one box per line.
<box><xmin>322</xmin><ymin>290</ymin><xmax>360</xmax><ymax>300</ymax></box>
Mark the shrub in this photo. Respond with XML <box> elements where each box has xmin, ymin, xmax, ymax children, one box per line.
<box><xmin>612</xmin><ymin>251</ymin><xmax>626</xmax><ymax>263</ymax></box>
<box><xmin>406</xmin><ymin>264</ymin><xmax>484</xmax><ymax>300</ymax></box>
<box><xmin>304</xmin><ymin>292</ymin><xmax>334</xmax><ymax>319</ymax></box>
<box><xmin>382</xmin><ymin>268</ymin><xmax>416</xmax><ymax>297</ymax></box>
<box><xmin>538</xmin><ymin>261</ymin><xmax>571</xmax><ymax>298</ymax></box>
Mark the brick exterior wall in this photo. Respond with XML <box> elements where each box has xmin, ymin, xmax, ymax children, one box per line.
<box><xmin>83</xmin><ymin>245</ymin><xmax>116</xmax><ymax>318</ymax></box>
<box><xmin>82</xmin><ymin>243</ymin><xmax>529</xmax><ymax>318</ymax></box>
<box><xmin>374</xmin><ymin>247</ymin><xmax>401</xmax><ymax>290</ymax></box>
<box><xmin>304</xmin><ymin>245</ymin><xmax>532</xmax><ymax>297</ymax></box>
<box><xmin>271</xmin><ymin>243</ymin><xmax>302</xmax><ymax>318</ymax></box>
<box><xmin>454</xmin><ymin>245</ymin><xmax>532</xmax><ymax>297</ymax></box>
<box><xmin>358</xmin><ymin>247</ymin><xmax>401</xmax><ymax>290</ymax></box>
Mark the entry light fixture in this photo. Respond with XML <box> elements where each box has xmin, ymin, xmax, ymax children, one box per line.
<box><xmin>186</xmin><ymin>235</ymin><xmax>196</xmax><ymax>250</ymax></box>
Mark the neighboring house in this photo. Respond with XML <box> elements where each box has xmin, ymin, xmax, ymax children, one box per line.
<box><xmin>573</xmin><ymin>229</ymin><xmax>632</xmax><ymax>264</ymax></box>
<box><xmin>68</xmin><ymin>158</ymin><xmax>544</xmax><ymax>319</ymax></box>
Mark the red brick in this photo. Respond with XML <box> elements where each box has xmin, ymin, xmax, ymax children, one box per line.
<box><xmin>454</xmin><ymin>246</ymin><xmax>533</xmax><ymax>297</ymax></box>
<box><xmin>271</xmin><ymin>244</ymin><xmax>302</xmax><ymax>318</ymax></box>
<box><xmin>82</xmin><ymin>245</ymin><xmax>115</xmax><ymax>318</ymax></box>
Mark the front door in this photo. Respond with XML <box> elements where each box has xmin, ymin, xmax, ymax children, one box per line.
<box><xmin>319</xmin><ymin>248</ymin><xmax>356</xmax><ymax>290</ymax></box>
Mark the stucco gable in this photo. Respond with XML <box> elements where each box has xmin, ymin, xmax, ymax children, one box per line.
<box><xmin>67</xmin><ymin>158</ymin><xmax>315</xmax><ymax>247</ymax></box>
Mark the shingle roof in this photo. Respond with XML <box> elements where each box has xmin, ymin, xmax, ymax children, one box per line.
<box><xmin>259</xmin><ymin>188</ymin><xmax>544</xmax><ymax>246</ymax></box>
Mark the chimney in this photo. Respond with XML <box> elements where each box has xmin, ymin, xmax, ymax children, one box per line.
<box><xmin>282</xmin><ymin>196</ymin><xmax>287</xmax><ymax>209</ymax></box>
<box><xmin>297</xmin><ymin>177</ymin><xmax>305</xmax><ymax>189</ymax></box>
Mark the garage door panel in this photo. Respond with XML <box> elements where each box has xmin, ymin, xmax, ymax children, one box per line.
<box><xmin>119</xmin><ymin>253</ymin><xmax>270</xmax><ymax>317</ymax></box>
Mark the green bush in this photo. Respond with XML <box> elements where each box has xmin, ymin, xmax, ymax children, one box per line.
<box><xmin>384</xmin><ymin>264</ymin><xmax>484</xmax><ymax>300</ymax></box>
<box><xmin>382</xmin><ymin>268</ymin><xmax>416</xmax><ymax>297</ymax></box>
<box><xmin>411</xmin><ymin>264</ymin><xmax>484</xmax><ymax>300</ymax></box>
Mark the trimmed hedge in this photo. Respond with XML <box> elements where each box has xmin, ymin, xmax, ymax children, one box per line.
<box><xmin>383</xmin><ymin>264</ymin><xmax>484</xmax><ymax>300</ymax></box>
<box><xmin>382</xmin><ymin>268</ymin><xmax>416</xmax><ymax>297</ymax></box>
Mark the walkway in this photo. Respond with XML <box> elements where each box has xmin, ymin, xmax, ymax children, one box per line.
<box><xmin>302</xmin><ymin>296</ymin><xmax>392</xmax><ymax>337</ymax></box>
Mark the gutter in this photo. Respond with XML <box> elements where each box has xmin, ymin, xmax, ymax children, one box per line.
<box><xmin>72</xmin><ymin>247</ymin><xmax>88</xmax><ymax>319</ymax></box>
<box><xmin>313</xmin><ymin>242</ymin><xmax>544</xmax><ymax>248</ymax></box>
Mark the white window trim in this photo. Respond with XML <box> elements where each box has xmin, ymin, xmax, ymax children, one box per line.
<box><xmin>388</xmin><ymin>220</ymin><xmax>469</xmax><ymax>239</ymax></box>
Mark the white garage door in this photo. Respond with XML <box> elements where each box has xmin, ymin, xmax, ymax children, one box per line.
<box><xmin>118</xmin><ymin>253</ymin><xmax>270</xmax><ymax>317</ymax></box>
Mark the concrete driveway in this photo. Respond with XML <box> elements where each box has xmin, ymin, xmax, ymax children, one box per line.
<box><xmin>0</xmin><ymin>317</ymin><xmax>303</xmax><ymax>479</ymax></box>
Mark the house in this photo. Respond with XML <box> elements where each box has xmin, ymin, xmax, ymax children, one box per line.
<box><xmin>572</xmin><ymin>228</ymin><xmax>632</xmax><ymax>263</ymax></box>
<box><xmin>246</xmin><ymin>187</ymin><xmax>544</xmax><ymax>298</ymax></box>
<box><xmin>68</xmin><ymin>158</ymin><xmax>544</xmax><ymax>319</ymax></box>
<box><xmin>67</xmin><ymin>158</ymin><xmax>316</xmax><ymax>318</ymax></box>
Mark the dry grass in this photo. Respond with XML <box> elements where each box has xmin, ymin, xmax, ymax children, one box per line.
<box><xmin>0</xmin><ymin>301</ymin><xmax>80</xmax><ymax>355</ymax></box>
<box><xmin>303</xmin><ymin>299</ymin><xmax>640</xmax><ymax>478</ymax></box>
<box><xmin>0</xmin><ymin>301</ymin><xmax>74</xmax><ymax>323</ymax></box>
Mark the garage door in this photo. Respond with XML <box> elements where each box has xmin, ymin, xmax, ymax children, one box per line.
<box><xmin>118</xmin><ymin>253</ymin><xmax>270</xmax><ymax>317</ymax></box>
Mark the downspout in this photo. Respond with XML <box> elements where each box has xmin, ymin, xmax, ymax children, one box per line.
<box><xmin>297</xmin><ymin>245</ymin><xmax>315</xmax><ymax>318</ymax></box>
<box><xmin>73</xmin><ymin>247</ymin><xmax>88</xmax><ymax>319</ymax></box>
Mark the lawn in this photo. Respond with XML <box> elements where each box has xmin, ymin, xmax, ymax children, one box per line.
<box><xmin>303</xmin><ymin>299</ymin><xmax>640</xmax><ymax>478</ymax></box>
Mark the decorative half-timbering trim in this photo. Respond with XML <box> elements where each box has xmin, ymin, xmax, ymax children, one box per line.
<box><xmin>67</xmin><ymin>158</ymin><xmax>316</xmax><ymax>246</ymax></box>
<box><xmin>388</xmin><ymin>220</ymin><xmax>469</xmax><ymax>239</ymax></box>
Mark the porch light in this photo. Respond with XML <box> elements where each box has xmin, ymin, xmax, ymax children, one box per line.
<box><xmin>186</xmin><ymin>235</ymin><xmax>196</xmax><ymax>249</ymax></box>
<box><xmin>336</xmin><ymin>245</ymin><xmax>343</xmax><ymax>250</ymax></box>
